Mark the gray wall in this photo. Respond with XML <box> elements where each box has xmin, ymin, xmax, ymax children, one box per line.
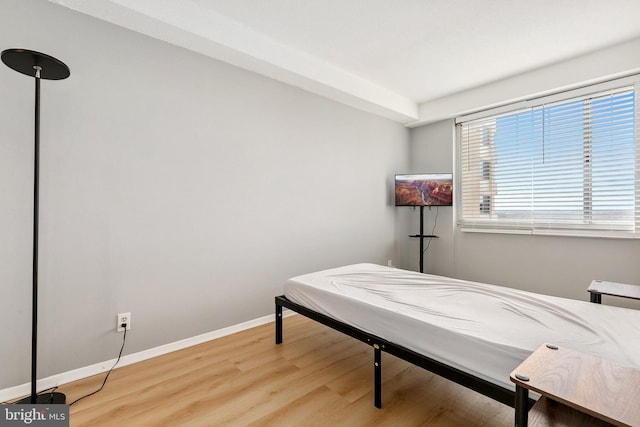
<box><xmin>0</xmin><ymin>0</ymin><xmax>408</xmax><ymax>388</ymax></box>
<box><xmin>396</xmin><ymin>120</ymin><xmax>455</xmax><ymax>275</ymax></box>
<box><xmin>409</xmin><ymin>120</ymin><xmax>640</xmax><ymax>309</ymax></box>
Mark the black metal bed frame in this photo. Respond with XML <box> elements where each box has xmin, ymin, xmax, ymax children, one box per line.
<box><xmin>275</xmin><ymin>295</ymin><xmax>535</xmax><ymax>416</ymax></box>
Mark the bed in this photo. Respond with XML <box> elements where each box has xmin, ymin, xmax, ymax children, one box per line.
<box><xmin>274</xmin><ymin>263</ymin><xmax>640</xmax><ymax>412</ymax></box>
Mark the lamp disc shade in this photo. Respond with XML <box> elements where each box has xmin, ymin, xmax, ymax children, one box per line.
<box><xmin>1</xmin><ymin>48</ymin><xmax>70</xmax><ymax>80</ymax></box>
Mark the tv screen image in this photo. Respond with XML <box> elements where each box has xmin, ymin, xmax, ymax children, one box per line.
<box><xmin>395</xmin><ymin>173</ymin><xmax>453</xmax><ymax>206</ymax></box>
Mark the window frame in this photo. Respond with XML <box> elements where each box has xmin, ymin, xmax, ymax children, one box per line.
<box><xmin>455</xmin><ymin>75</ymin><xmax>639</xmax><ymax>239</ymax></box>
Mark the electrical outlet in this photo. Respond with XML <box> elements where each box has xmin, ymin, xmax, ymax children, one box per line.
<box><xmin>117</xmin><ymin>312</ymin><xmax>131</xmax><ymax>332</ymax></box>
<box><xmin>387</xmin><ymin>260</ymin><xmax>393</xmax><ymax>267</ymax></box>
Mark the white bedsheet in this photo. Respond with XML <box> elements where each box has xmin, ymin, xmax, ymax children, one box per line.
<box><xmin>284</xmin><ymin>263</ymin><xmax>640</xmax><ymax>391</ymax></box>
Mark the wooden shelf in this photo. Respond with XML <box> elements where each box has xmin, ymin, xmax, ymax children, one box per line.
<box><xmin>527</xmin><ymin>397</ymin><xmax>613</xmax><ymax>427</ymax></box>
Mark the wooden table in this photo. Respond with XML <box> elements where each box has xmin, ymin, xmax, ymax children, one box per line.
<box><xmin>510</xmin><ymin>344</ymin><xmax>640</xmax><ymax>427</ymax></box>
<box><xmin>588</xmin><ymin>280</ymin><xmax>640</xmax><ymax>304</ymax></box>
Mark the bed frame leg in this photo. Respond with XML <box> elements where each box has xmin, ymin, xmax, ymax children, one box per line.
<box><xmin>275</xmin><ymin>302</ymin><xmax>283</xmax><ymax>344</ymax></box>
<box><xmin>514</xmin><ymin>384</ymin><xmax>528</xmax><ymax>427</ymax></box>
<box><xmin>374</xmin><ymin>344</ymin><xmax>382</xmax><ymax>408</ymax></box>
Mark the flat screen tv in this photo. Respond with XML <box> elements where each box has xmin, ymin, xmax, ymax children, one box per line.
<box><xmin>395</xmin><ymin>173</ymin><xmax>453</xmax><ymax>207</ymax></box>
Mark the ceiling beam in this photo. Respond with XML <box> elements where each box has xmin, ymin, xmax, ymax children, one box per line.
<box><xmin>48</xmin><ymin>0</ymin><xmax>418</xmax><ymax>123</ymax></box>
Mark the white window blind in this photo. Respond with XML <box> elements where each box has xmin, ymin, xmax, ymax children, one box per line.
<box><xmin>457</xmin><ymin>81</ymin><xmax>639</xmax><ymax>237</ymax></box>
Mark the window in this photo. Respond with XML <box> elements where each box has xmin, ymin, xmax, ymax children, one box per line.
<box><xmin>481</xmin><ymin>161</ymin><xmax>490</xmax><ymax>179</ymax></box>
<box><xmin>457</xmin><ymin>78</ymin><xmax>639</xmax><ymax>237</ymax></box>
<box><xmin>480</xmin><ymin>195</ymin><xmax>491</xmax><ymax>214</ymax></box>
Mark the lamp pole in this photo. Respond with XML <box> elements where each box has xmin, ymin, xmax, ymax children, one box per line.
<box><xmin>2</xmin><ymin>48</ymin><xmax>70</xmax><ymax>404</ymax></box>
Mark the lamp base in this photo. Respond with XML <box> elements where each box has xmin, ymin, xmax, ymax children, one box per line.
<box><xmin>14</xmin><ymin>392</ymin><xmax>66</xmax><ymax>404</ymax></box>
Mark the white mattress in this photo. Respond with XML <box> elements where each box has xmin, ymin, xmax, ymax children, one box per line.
<box><xmin>284</xmin><ymin>263</ymin><xmax>640</xmax><ymax>391</ymax></box>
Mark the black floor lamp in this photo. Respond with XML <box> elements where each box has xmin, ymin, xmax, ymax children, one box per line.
<box><xmin>2</xmin><ymin>48</ymin><xmax>70</xmax><ymax>404</ymax></box>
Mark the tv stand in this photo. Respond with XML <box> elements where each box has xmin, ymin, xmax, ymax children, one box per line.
<box><xmin>409</xmin><ymin>206</ymin><xmax>438</xmax><ymax>273</ymax></box>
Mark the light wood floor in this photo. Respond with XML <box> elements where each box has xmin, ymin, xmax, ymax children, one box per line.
<box><xmin>58</xmin><ymin>314</ymin><xmax>513</xmax><ymax>426</ymax></box>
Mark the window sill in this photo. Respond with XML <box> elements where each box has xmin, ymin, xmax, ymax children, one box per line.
<box><xmin>459</xmin><ymin>227</ymin><xmax>638</xmax><ymax>239</ymax></box>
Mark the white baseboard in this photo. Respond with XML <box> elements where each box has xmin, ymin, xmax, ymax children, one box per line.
<box><xmin>0</xmin><ymin>310</ymin><xmax>294</xmax><ymax>403</ymax></box>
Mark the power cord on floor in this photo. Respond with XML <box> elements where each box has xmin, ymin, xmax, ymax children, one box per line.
<box><xmin>3</xmin><ymin>326</ymin><xmax>127</xmax><ymax>406</ymax></box>
<box><xmin>69</xmin><ymin>325</ymin><xmax>128</xmax><ymax>406</ymax></box>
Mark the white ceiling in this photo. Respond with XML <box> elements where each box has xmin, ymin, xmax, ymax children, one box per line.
<box><xmin>50</xmin><ymin>0</ymin><xmax>640</xmax><ymax>124</ymax></box>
